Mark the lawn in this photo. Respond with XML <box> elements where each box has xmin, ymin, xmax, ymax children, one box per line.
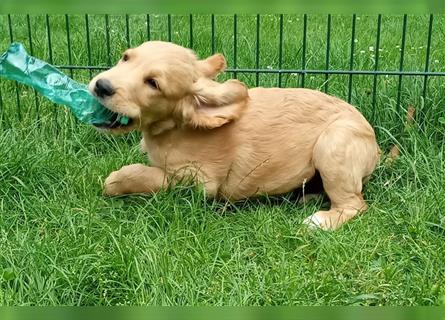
<box><xmin>1</xmin><ymin>14</ymin><xmax>445</xmax><ymax>305</ymax></box>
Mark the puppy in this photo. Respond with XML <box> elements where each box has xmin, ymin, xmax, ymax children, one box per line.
<box><xmin>89</xmin><ymin>41</ymin><xmax>380</xmax><ymax>230</ymax></box>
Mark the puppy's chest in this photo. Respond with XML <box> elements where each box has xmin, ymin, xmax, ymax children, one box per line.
<box><xmin>141</xmin><ymin>135</ymin><xmax>197</xmax><ymax>170</ymax></box>
<box><xmin>142</xmin><ymin>138</ymin><xmax>170</xmax><ymax>166</ymax></box>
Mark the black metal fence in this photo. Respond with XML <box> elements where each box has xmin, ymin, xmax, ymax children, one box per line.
<box><xmin>1</xmin><ymin>14</ymin><xmax>444</xmax><ymax>131</ymax></box>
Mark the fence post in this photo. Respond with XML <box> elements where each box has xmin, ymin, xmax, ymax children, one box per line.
<box><xmin>347</xmin><ymin>14</ymin><xmax>357</xmax><ymax>104</ymax></box>
<box><xmin>371</xmin><ymin>14</ymin><xmax>382</xmax><ymax>122</ymax></box>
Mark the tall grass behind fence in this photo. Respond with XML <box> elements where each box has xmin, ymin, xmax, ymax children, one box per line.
<box><xmin>0</xmin><ymin>14</ymin><xmax>444</xmax><ymax>143</ymax></box>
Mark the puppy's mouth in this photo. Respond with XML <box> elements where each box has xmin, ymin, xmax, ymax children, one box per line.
<box><xmin>92</xmin><ymin>95</ymin><xmax>136</xmax><ymax>130</ymax></box>
<box><xmin>88</xmin><ymin>84</ymin><xmax>138</xmax><ymax>131</ymax></box>
<box><xmin>93</xmin><ymin>111</ymin><xmax>134</xmax><ymax>130</ymax></box>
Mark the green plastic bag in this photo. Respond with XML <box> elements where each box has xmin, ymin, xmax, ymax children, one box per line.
<box><xmin>0</xmin><ymin>42</ymin><xmax>129</xmax><ymax>127</ymax></box>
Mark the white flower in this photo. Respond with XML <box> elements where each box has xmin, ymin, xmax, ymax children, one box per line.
<box><xmin>379</xmin><ymin>48</ymin><xmax>383</xmax><ymax>52</ymax></box>
<box><xmin>396</xmin><ymin>45</ymin><xmax>400</xmax><ymax>48</ymax></box>
<box><xmin>434</xmin><ymin>59</ymin><xmax>439</xmax><ymax>63</ymax></box>
<box><xmin>369</xmin><ymin>46</ymin><xmax>374</xmax><ymax>51</ymax></box>
<box><xmin>354</xmin><ymin>39</ymin><xmax>358</xmax><ymax>43</ymax></box>
<box><xmin>267</xmin><ymin>65</ymin><xmax>273</xmax><ymax>70</ymax></box>
<box><xmin>360</xmin><ymin>50</ymin><xmax>365</xmax><ymax>54</ymax></box>
<box><xmin>419</xmin><ymin>46</ymin><xmax>424</xmax><ymax>49</ymax></box>
<box><xmin>357</xmin><ymin>17</ymin><xmax>361</xmax><ymax>20</ymax></box>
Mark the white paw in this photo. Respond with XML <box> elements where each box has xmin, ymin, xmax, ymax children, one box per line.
<box><xmin>302</xmin><ymin>212</ymin><xmax>332</xmax><ymax>231</ymax></box>
<box><xmin>303</xmin><ymin>214</ymin><xmax>323</xmax><ymax>229</ymax></box>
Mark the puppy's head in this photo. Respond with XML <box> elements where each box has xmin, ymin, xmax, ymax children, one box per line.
<box><xmin>89</xmin><ymin>41</ymin><xmax>248</xmax><ymax>134</ymax></box>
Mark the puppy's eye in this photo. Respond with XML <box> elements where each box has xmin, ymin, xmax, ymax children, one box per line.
<box><xmin>122</xmin><ymin>53</ymin><xmax>129</xmax><ymax>62</ymax></box>
<box><xmin>144</xmin><ymin>78</ymin><xmax>159</xmax><ymax>90</ymax></box>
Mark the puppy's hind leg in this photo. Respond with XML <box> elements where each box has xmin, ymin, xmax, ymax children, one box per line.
<box><xmin>303</xmin><ymin>121</ymin><xmax>380</xmax><ymax>230</ymax></box>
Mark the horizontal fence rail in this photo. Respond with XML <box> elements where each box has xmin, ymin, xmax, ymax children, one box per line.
<box><xmin>52</xmin><ymin>65</ymin><xmax>445</xmax><ymax>76</ymax></box>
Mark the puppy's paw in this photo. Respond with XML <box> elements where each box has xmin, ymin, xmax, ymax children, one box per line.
<box><xmin>302</xmin><ymin>212</ymin><xmax>333</xmax><ymax>231</ymax></box>
<box><xmin>103</xmin><ymin>171</ymin><xmax>123</xmax><ymax>197</ymax></box>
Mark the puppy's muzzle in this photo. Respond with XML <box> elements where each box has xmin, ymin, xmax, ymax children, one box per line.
<box><xmin>94</xmin><ymin>78</ymin><xmax>115</xmax><ymax>98</ymax></box>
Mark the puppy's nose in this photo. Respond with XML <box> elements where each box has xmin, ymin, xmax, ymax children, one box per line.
<box><xmin>94</xmin><ymin>78</ymin><xmax>115</xmax><ymax>98</ymax></box>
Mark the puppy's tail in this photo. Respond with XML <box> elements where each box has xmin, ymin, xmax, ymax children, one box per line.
<box><xmin>385</xmin><ymin>106</ymin><xmax>415</xmax><ymax>165</ymax></box>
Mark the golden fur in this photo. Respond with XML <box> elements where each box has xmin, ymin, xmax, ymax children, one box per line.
<box><xmin>89</xmin><ymin>41</ymin><xmax>381</xmax><ymax>230</ymax></box>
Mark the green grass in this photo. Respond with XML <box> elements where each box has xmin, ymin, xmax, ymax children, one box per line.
<box><xmin>1</xmin><ymin>14</ymin><xmax>445</xmax><ymax>305</ymax></box>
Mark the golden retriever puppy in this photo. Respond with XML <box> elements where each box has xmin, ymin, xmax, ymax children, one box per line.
<box><xmin>89</xmin><ymin>41</ymin><xmax>380</xmax><ymax>230</ymax></box>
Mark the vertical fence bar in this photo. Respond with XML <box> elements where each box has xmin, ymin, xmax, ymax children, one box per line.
<box><xmin>189</xmin><ymin>14</ymin><xmax>193</xmax><ymax>48</ymax></box>
<box><xmin>167</xmin><ymin>14</ymin><xmax>172</xmax><ymax>42</ymax></box>
<box><xmin>211</xmin><ymin>14</ymin><xmax>215</xmax><ymax>54</ymax></box>
<box><xmin>347</xmin><ymin>14</ymin><xmax>357</xmax><ymax>103</ymax></box>
<box><xmin>125</xmin><ymin>14</ymin><xmax>131</xmax><ymax>47</ymax></box>
<box><xmin>422</xmin><ymin>14</ymin><xmax>433</xmax><ymax>102</ymax></box>
<box><xmin>278</xmin><ymin>14</ymin><xmax>284</xmax><ymax>87</ymax></box>
<box><xmin>46</xmin><ymin>14</ymin><xmax>58</xmax><ymax>123</ymax></box>
<box><xmin>146</xmin><ymin>14</ymin><xmax>151</xmax><ymax>40</ymax></box>
<box><xmin>301</xmin><ymin>14</ymin><xmax>307</xmax><ymax>88</ymax></box>
<box><xmin>65</xmin><ymin>14</ymin><xmax>75</xmax><ymax>128</ymax></box>
<box><xmin>8</xmin><ymin>14</ymin><xmax>22</xmax><ymax>121</ymax></box>
<box><xmin>233</xmin><ymin>14</ymin><xmax>238</xmax><ymax>79</ymax></box>
<box><xmin>396</xmin><ymin>14</ymin><xmax>407</xmax><ymax>112</ymax></box>
<box><xmin>26</xmin><ymin>15</ymin><xmax>34</xmax><ymax>55</ymax></box>
<box><xmin>324</xmin><ymin>14</ymin><xmax>331</xmax><ymax>93</ymax></box>
<box><xmin>65</xmin><ymin>15</ymin><xmax>74</xmax><ymax>78</ymax></box>
<box><xmin>371</xmin><ymin>14</ymin><xmax>382</xmax><ymax>121</ymax></box>
<box><xmin>105</xmin><ymin>14</ymin><xmax>112</xmax><ymax>66</ymax></box>
<box><xmin>27</xmin><ymin>14</ymin><xmax>40</xmax><ymax>116</ymax></box>
<box><xmin>46</xmin><ymin>14</ymin><xmax>53</xmax><ymax>64</ymax></box>
<box><xmin>255</xmin><ymin>14</ymin><xmax>260</xmax><ymax>87</ymax></box>
<box><xmin>85</xmin><ymin>14</ymin><xmax>92</xmax><ymax>78</ymax></box>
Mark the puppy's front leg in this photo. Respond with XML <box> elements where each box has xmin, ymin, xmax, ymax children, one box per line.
<box><xmin>104</xmin><ymin>164</ymin><xmax>167</xmax><ymax>196</ymax></box>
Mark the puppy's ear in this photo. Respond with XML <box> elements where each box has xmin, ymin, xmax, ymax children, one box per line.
<box><xmin>180</xmin><ymin>78</ymin><xmax>248</xmax><ymax>129</ymax></box>
<box><xmin>196</xmin><ymin>54</ymin><xmax>226</xmax><ymax>78</ymax></box>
